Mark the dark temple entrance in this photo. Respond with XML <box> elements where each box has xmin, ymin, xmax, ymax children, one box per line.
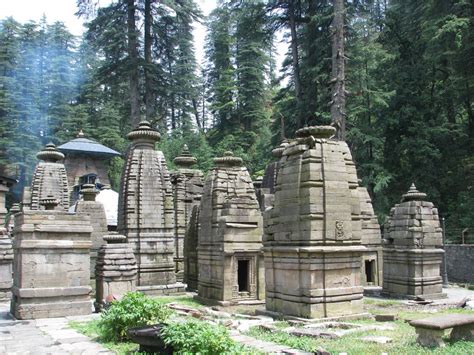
<box><xmin>365</xmin><ymin>260</ymin><xmax>375</xmax><ymax>284</ymax></box>
<box><xmin>238</xmin><ymin>259</ymin><xmax>250</xmax><ymax>292</ymax></box>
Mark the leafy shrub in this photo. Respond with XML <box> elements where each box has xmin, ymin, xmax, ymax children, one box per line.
<box><xmin>97</xmin><ymin>292</ymin><xmax>173</xmax><ymax>342</ymax></box>
<box><xmin>161</xmin><ymin>319</ymin><xmax>244</xmax><ymax>354</ymax></box>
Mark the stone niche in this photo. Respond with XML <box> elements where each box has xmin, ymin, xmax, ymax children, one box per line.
<box><xmin>25</xmin><ymin>143</ymin><xmax>70</xmax><ymax>211</ymax></box>
<box><xmin>11</xmin><ymin>199</ymin><xmax>93</xmax><ymax>319</ymax></box>
<box><xmin>383</xmin><ymin>184</ymin><xmax>445</xmax><ymax>299</ymax></box>
<box><xmin>171</xmin><ymin>145</ymin><xmax>203</xmax><ymax>282</ymax></box>
<box><xmin>95</xmin><ymin>233</ymin><xmax>137</xmax><ymax>311</ymax></box>
<box><xmin>197</xmin><ymin>151</ymin><xmax>264</xmax><ymax>305</ymax></box>
<box><xmin>118</xmin><ymin>121</ymin><xmax>183</xmax><ymax>294</ymax></box>
<box><xmin>263</xmin><ymin>126</ymin><xmax>366</xmax><ymax>319</ymax></box>
<box><xmin>74</xmin><ymin>184</ymin><xmax>108</xmax><ymax>283</ymax></box>
<box><xmin>358</xmin><ymin>185</ymin><xmax>383</xmax><ymax>288</ymax></box>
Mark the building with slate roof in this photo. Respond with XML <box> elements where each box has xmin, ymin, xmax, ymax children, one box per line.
<box><xmin>57</xmin><ymin>130</ymin><xmax>120</xmax><ymax>203</ymax></box>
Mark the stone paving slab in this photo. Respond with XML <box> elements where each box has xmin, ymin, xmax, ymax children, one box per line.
<box><xmin>0</xmin><ymin>302</ymin><xmax>114</xmax><ymax>355</ymax></box>
<box><xmin>229</xmin><ymin>331</ymin><xmax>312</xmax><ymax>355</ymax></box>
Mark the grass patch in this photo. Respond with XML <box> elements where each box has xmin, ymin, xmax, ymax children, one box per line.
<box><xmin>153</xmin><ymin>294</ymin><xmax>204</xmax><ymax>309</ymax></box>
<box><xmin>364</xmin><ymin>298</ymin><xmax>401</xmax><ymax>307</ymax></box>
<box><xmin>247</xmin><ymin>322</ymin><xmax>474</xmax><ymax>354</ymax></box>
<box><xmin>69</xmin><ymin>320</ymin><xmax>137</xmax><ymax>355</ymax></box>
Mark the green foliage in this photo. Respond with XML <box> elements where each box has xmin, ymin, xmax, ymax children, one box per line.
<box><xmin>97</xmin><ymin>292</ymin><xmax>173</xmax><ymax>342</ymax></box>
<box><xmin>161</xmin><ymin>319</ymin><xmax>244</xmax><ymax>354</ymax></box>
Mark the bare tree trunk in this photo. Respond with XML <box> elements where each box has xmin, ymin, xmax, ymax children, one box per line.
<box><xmin>127</xmin><ymin>0</ymin><xmax>140</xmax><ymax>128</ymax></box>
<box><xmin>330</xmin><ymin>0</ymin><xmax>346</xmax><ymax>140</ymax></box>
<box><xmin>288</xmin><ymin>0</ymin><xmax>303</xmax><ymax>129</ymax></box>
<box><xmin>144</xmin><ymin>0</ymin><xmax>154</xmax><ymax>122</ymax></box>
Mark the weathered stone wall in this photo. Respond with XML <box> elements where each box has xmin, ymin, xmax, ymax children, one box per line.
<box><xmin>183</xmin><ymin>205</ymin><xmax>199</xmax><ymax>291</ymax></box>
<box><xmin>171</xmin><ymin>146</ymin><xmax>203</xmax><ymax>282</ymax></box>
<box><xmin>95</xmin><ymin>233</ymin><xmax>137</xmax><ymax>311</ymax></box>
<box><xmin>74</xmin><ymin>184</ymin><xmax>108</xmax><ymax>282</ymax></box>
<box><xmin>197</xmin><ymin>151</ymin><xmax>264</xmax><ymax>305</ymax></box>
<box><xmin>445</xmin><ymin>244</ymin><xmax>474</xmax><ymax>283</ymax></box>
<box><xmin>383</xmin><ymin>184</ymin><xmax>445</xmax><ymax>299</ymax></box>
<box><xmin>118</xmin><ymin>121</ymin><xmax>181</xmax><ymax>294</ymax></box>
<box><xmin>263</xmin><ymin>126</ymin><xmax>366</xmax><ymax>319</ymax></box>
<box><xmin>11</xmin><ymin>210</ymin><xmax>93</xmax><ymax>319</ymax></box>
<box><xmin>358</xmin><ymin>186</ymin><xmax>383</xmax><ymax>287</ymax></box>
<box><xmin>0</xmin><ymin>226</ymin><xmax>13</xmax><ymax>301</ymax></box>
<box><xmin>63</xmin><ymin>155</ymin><xmax>111</xmax><ymax>189</ymax></box>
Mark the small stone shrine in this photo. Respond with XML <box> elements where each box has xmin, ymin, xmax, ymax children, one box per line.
<box><xmin>183</xmin><ymin>205</ymin><xmax>200</xmax><ymax>291</ymax></box>
<box><xmin>171</xmin><ymin>145</ymin><xmax>204</xmax><ymax>281</ymax></box>
<box><xmin>11</xmin><ymin>198</ymin><xmax>93</xmax><ymax>319</ymax></box>
<box><xmin>118</xmin><ymin>121</ymin><xmax>182</xmax><ymax>293</ymax></box>
<box><xmin>197</xmin><ymin>151</ymin><xmax>264</xmax><ymax>305</ymax></box>
<box><xmin>74</xmin><ymin>184</ymin><xmax>108</xmax><ymax>282</ymax></box>
<box><xmin>263</xmin><ymin>126</ymin><xmax>366</xmax><ymax>319</ymax></box>
<box><xmin>25</xmin><ymin>143</ymin><xmax>70</xmax><ymax>211</ymax></box>
<box><xmin>95</xmin><ymin>233</ymin><xmax>137</xmax><ymax>311</ymax></box>
<box><xmin>358</xmin><ymin>185</ymin><xmax>383</xmax><ymax>288</ymax></box>
<box><xmin>382</xmin><ymin>184</ymin><xmax>445</xmax><ymax>299</ymax></box>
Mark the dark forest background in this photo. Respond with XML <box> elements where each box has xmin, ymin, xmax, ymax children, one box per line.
<box><xmin>1</xmin><ymin>0</ymin><xmax>473</xmax><ymax>241</ymax></box>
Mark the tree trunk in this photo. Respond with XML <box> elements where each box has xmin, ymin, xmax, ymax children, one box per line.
<box><xmin>288</xmin><ymin>1</ymin><xmax>303</xmax><ymax>129</ymax></box>
<box><xmin>144</xmin><ymin>0</ymin><xmax>154</xmax><ymax>122</ymax></box>
<box><xmin>127</xmin><ymin>0</ymin><xmax>140</xmax><ymax>128</ymax></box>
<box><xmin>330</xmin><ymin>0</ymin><xmax>346</xmax><ymax>140</ymax></box>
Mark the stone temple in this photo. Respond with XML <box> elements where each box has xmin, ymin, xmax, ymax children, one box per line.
<box><xmin>171</xmin><ymin>145</ymin><xmax>203</xmax><ymax>282</ymax></box>
<box><xmin>23</xmin><ymin>143</ymin><xmax>70</xmax><ymax>211</ymax></box>
<box><xmin>263</xmin><ymin>126</ymin><xmax>366</xmax><ymax>319</ymax></box>
<box><xmin>382</xmin><ymin>184</ymin><xmax>445</xmax><ymax>299</ymax></box>
<box><xmin>117</xmin><ymin>121</ymin><xmax>182</xmax><ymax>294</ymax></box>
<box><xmin>197</xmin><ymin>151</ymin><xmax>264</xmax><ymax>305</ymax></box>
<box><xmin>57</xmin><ymin>130</ymin><xmax>120</xmax><ymax>204</ymax></box>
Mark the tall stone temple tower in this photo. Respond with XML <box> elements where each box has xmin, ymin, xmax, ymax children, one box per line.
<box><xmin>197</xmin><ymin>151</ymin><xmax>264</xmax><ymax>305</ymax></box>
<box><xmin>171</xmin><ymin>145</ymin><xmax>203</xmax><ymax>282</ymax></box>
<box><xmin>263</xmin><ymin>126</ymin><xmax>366</xmax><ymax>319</ymax></box>
<box><xmin>118</xmin><ymin>121</ymin><xmax>182</xmax><ymax>294</ymax></box>
<box><xmin>23</xmin><ymin>143</ymin><xmax>69</xmax><ymax>211</ymax></box>
<box><xmin>383</xmin><ymin>184</ymin><xmax>445</xmax><ymax>299</ymax></box>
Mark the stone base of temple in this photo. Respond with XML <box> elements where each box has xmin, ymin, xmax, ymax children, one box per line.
<box><xmin>11</xmin><ymin>286</ymin><xmax>92</xmax><ymax>320</ymax></box>
<box><xmin>137</xmin><ymin>282</ymin><xmax>186</xmax><ymax>296</ymax></box>
<box><xmin>263</xmin><ymin>245</ymin><xmax>366</xmax><ymax>319</ymax></box>
<box><xmin>363</xmin><ymin>286</ymin><xmax>383</xmax><ymax>296</ymax></box>
<box><xmin>381</xmin><ymin>291</ymin><xmax>447</xmax><ymax>300</ymax></box>
<box><xmin>383</xmin><ymin>248</ymin><xmax>446</xmax><ymax>299</ymax></box>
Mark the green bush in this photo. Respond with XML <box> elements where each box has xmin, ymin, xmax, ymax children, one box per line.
<box><xmin>161</xmin><ymin>319</ymin><xmax>244</xmax><ymax>354</ymax></box>
<box><xmin>97</xmin><ymin>292</ymin><xmax>173</xmax><ymax>342</ymax></box>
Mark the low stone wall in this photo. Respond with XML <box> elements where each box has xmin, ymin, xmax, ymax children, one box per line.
<box><xmin>445</xmin><ymin>244</ymin><xmax>474</xmax><ymax>283</ymax></box>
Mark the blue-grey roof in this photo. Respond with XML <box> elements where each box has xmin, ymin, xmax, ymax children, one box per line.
<box><xmin>57</xmin><ymin>137</ymin><xmax>121</xmax><ymax>157</ymax></box>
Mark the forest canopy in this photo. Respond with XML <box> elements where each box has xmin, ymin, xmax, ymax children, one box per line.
<box><xmin>0</xmin><ymin>0</ymin><xmax>473</xmax><ymax>241</ymax></box>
